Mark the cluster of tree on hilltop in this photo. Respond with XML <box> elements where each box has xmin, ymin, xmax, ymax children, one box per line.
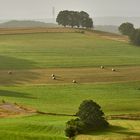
<box><xmin>119</xmin><ymin>22</ymin><xmax>140</xmax><ymax>46</ymax></box>
<box><xmin>56</xmin><ymin>10</ymin><xmax>93</xmax><ymax>28</ymax></box>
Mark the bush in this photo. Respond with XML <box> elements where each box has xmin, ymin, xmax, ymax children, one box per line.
<box><xmin>65</xmin><ymin>118</ymin><xmax>84</xmax><ymax>138</ymax></box>
<box><xmin>65</xmin><ymin>126</ymin><xmax>77</xmax><ymax>139</ymax></box>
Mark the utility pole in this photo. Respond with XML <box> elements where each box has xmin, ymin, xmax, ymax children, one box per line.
<box><xmin>52</xmin><ymin>6</ymin><xmax>55</xmax><ymax>23</ymax></box>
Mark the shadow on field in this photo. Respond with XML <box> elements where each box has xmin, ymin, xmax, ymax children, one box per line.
<box><xmin>111</xmin><ymin>125</ymin><xmax>140</xmax><ymax>136</ymax></box>
<box><xmin>87</xmin><ymin>125</ymin><xmax>140</xmax><ymax>137</ymax></box>
<box><xmin>0</xmin><ymin>55</ymin><xmax>40</xmax><ymax>85</ymax></box>
<box><xmin>0</xmin><ymin>55</ymin><xmax>36</xmax><ymax>69</ymax></box>
<box><xmin>0</xmin><ymin>90</ymin><xmax>35</xmax><ymax>99</ymax></box>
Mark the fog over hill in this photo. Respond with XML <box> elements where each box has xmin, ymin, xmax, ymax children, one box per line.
<box><xmin>0</xmin><ymin>16</ymin><xmax>140</xmax><ymax>34</ymax></box>
<box><xmin>0</xmin><ymin>20</ymin><xmax>58</xmax><ymax>28</ymax></box>
<box><xmin>94</xmin><ymin>25</ymin><xmax>120</xmax><ymax>34</ymax></box>
<box><xmin>94</xmin><ymin>17</ymin><xmax>140</xmax><ymax>28</ymax></box>
<box><xmin>0</xmin><ymin>20</ymin><xmax>119</xmax><ymax>34</ymax></box>
<box><xmin>0</xmin><ymin>17</ymin><xmax>140</xmax><ymax>27</ymax></box>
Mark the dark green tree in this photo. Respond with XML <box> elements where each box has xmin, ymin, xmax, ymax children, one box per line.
<box><xmin>85</xmin><ymin>18</ymin><xmax>93</xmax><ymax>28</ymax></box>
<box><xmin>56</xmin><ymin>10</ymin><xmax>93</xmax><ymax>28</ymax></box>
<box><xmin>65</xmin><ymin>100</ymin><xmax>109</xmax><ymax>139</ymax></box>
<box><xmin>119</xmin><ymin>22</ymin><xmax>135</xmax><ymax>36</ymax></box>
<box><xmin>130</xmin><ymin>29</ymin><xmax>140</xmax><ymax>46</ymax></box>
<box><xmin>76</xmin><ymin>100</ymin><xmax>109</xmax><ymax>130</ymax></box>
<box><xmin>68</xmin><ymin>11</ymin><xmax>80</xmax><ymax>28</ymax></box>
<box><xmin>80</xmin><ymin>11</ymin><xmax>89</xmax><ymax>28</ymax></box>
<box><xmin>56</xmin><ymin>10</ymin><xmax>70</xmax><ymax>27</ymax></box>
<box><xmin>72</xmin><ymin>11</ymin><xmax>81</xmax><ymax>28</ymax></box>
<box><xmin>65</xmin><ymin>118</ymin><xmax>84</xmax><ymax>139</ymax></box>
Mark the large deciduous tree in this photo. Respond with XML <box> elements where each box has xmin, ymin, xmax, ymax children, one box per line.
<box><xmin>119</xmin><ymin>22</ymin><xmax>140</xmax><ymax>46</ymax></box>
<box><xmin>76</xmin><ymin>100</ymin><xmax>109</xmax><ymax>130</ymax></box>
<box><xmin>119</xmin><ymin>22</ymin><xmax>135</xmax><ymax>36</ymax></box>
<box><xmin>65</xmin><ymin>100</ymin><xmax>109</xmax><ymax>139</ymax></box>
<box><xmin>56</xmin><ymin>10</ymin><xmax>70</xmax><ymax>27</ymax></box>
<box><xmin>56</xmin><ymin>10</ymin><xmax>93</xmax><ymax>28</ymax></box>
<box><xmin>130</xmin><ymin>29</ymin><xmax>140</xmax><ymax>46</ymax></box>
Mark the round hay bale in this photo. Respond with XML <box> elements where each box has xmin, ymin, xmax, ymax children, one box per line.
<box><xmin>112</xmin><ymin>68</ymin><xmax>116</xmax><ymax>72</ymax></box>
<box><xmin>52</xmin><ymin>77</ymin><xmax>56</xmax><ymax>80</ymax></box>
<box><xmin>101</xmin><ymin>66</ymin><xmax>104</xmax><ymax>69</ymax></box>
<box><xmin>51</xmin><ymin>74</ymin><xmax>55</xmax><ymax>77</ymax></box>
<box><xmin>72</xmin><ymin>80</ymin><xmax>77</xmax><ymax>83</ymax></box>
<box><xmin>8</xmin><ymin>71</ymin><xmax>12</xmax><ymax>75</ymax></box>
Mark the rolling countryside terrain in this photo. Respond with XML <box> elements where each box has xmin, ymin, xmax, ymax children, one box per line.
<box><xmin>0</xmin><ymin>28</ymin><xmax>140</xmax><ymax>140</ymax></box>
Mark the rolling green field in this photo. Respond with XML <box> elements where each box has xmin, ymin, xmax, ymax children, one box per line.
<box><xmin>0</xmin><ymin>32</ymin><xmax>140</xmax><ymax>69</ymax></box>
<box><xmin>0</xmin><ymin>115</ymin><xmax>139</xmax><ymax>140</ymax></box>
<box><xmin>0</xmin><ymin>29</ymin><xmax>140</xmax><ymax>140</ymax></box>
<box><xmin>0</xmin><ymin>82</ymin><xmax>140</xmax><ymax>115</ymax></box>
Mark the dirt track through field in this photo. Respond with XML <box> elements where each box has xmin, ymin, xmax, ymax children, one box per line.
<box><xmin>0</xmin><ymin>66</ymin><xmax>140</xmax><ymax>85</ymax></box>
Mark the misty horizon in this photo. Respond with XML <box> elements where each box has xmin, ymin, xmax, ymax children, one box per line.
<box><xmin>0</xmin><ymin>0</ymin><xmax>140</xmax><ymax>27</ymax></box>
<box><xmin>0</xmin><ymin>17</ymin><xmax>140</xmax><ymax>28</ymax></box>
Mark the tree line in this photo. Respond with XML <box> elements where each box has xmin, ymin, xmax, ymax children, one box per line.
<box><xmin>119</xmin><ymin>22</ymin><xmax>140</xmax><ymax>46</ymax></box>
<box><xmin>56</xmin><ymin>10</ymin><xmax>93</xmax><ymax>28</ymax></box>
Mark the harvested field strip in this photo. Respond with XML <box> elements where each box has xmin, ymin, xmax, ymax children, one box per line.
<box><xmin>107</xmin><ymin>114</ymin><xmax>140</xmax><ymax>120</ymax></box>
<box><xmin>0</xmin><ymin>27</ymin><xmax>80</xmax><ymax>35</ymax></box>
<box><xmin>85</xmin><ymin>29</ymin><xmax>129</xmax><ymax>42</ymax></box>
<box><xmin>0</xmin><ymin>66</ymin><xmax>140</xmax><ymax>85</ymax></box>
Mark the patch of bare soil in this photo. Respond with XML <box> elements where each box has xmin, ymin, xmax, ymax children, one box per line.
<box><xmin>0</xmin><ymin>102</ymin><xmax>36</xmax><ymax>118</ymax></box>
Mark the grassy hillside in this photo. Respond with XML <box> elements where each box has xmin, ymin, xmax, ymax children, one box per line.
<box><xmin>0</xmin><ymin>115</ymin><xmax>139</xmax><ymax>140</ymax></box>
<box><xmin>0</xmin><ymin>32</ymin><xmax>140</xmax><ymax>69</ymax></box>
<box><xmin>0</xmin><ymin>28</ymin><xmax>140</xmax><ymax>140</ymax></box>
<box><xmin>0</xmin><ymin>82</ymin><xmax>140</xmax><ymax>115</ymax></box>
<box><xmin>76</xmin><ymin>120</ymin><xmax>140</xmax><ymax>140</ymax></box>
<box><xmin>0</xmin><ymin>115</ymin><xmax>68</xmax><ymax>140</ymax></box>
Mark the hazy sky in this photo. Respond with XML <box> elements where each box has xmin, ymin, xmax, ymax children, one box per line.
<box><xmin>0</xmin><ymin>0</ymin><xmax>140</xmax><ymax>19</ymax></box>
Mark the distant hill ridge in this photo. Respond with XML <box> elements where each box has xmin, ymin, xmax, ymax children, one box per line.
<box><xmin>0</xmin><ymin>20</ymin><xmax>59</xmax><ymax>28</ymax></box>
<box><xmin>94</xmin><ymin>25</ymin><xmax>120</xmax><ymax>34</ymax></box>
<box><xmin>0</xmin><ymin>20</ymin><xmax>121</xmax><ymax>34</ymax></box>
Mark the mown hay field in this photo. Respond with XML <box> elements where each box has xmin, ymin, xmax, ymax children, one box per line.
<box><xmin>0</xmin><ymin>28</ymin><xmax>140</xmax><ymax>140</ymax></box>
<box><xmin>0</xmin><ymin>32</ymin><xmax>140</xmax><ymax>69</ymax></box>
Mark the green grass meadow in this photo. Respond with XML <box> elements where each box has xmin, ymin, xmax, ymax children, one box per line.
<box><xmin>0</xmin><ymin>33</ymin><xmax>140</xmax><ymax>69</ymax></box>
<box><xmin>0</xmin><ymin>82</ymin><xmax>140</xmax><ymax>115</ymax></box>
<box><xmin>0</xmin><ymin>31</ymin><xmax>140</xmax><ymax>140</ymax></box>
<box><xmin>0</xmin><ymin>115</ymin><xmax>139</xmax><ymax>140</ymax></box>
<box><xmin>0</xmin><ymin>115</ymin><xmax>69</xmax><ymax>140</ymax></box>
